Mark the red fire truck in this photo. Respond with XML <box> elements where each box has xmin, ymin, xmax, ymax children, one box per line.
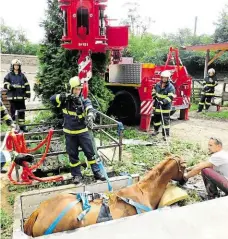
<box><xmin>58</xmin><ymin>0</ymin><xmax>192</xmax><ymax>131</ymax></box>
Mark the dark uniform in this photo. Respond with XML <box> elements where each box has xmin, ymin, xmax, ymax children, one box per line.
<box><xmin>198</xmin><ymin>74</ymin><xmax>218</xmax><ymax>112</ymax></box>
<box><xmin>3</xmin><ymin>68</ymin><xmax>30</xmax><ymax>130</ymax></box>
<box><xmin>152</xmin><ymin>81</ymin><xmax>175</xmax><ymax>137</ymax></box>
<box><xmin>50</xmin><ymin>93</ymin><xmax>103</xmax><ymax>180</ymax></box>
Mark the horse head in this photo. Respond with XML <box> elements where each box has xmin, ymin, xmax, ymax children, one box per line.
<box><xmin>165</xmin><ymin>154</ymin><xmax>186</xmax><ymax>181</ymax></box>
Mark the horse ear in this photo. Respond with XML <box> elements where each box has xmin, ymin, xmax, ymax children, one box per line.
<box><xmin>163</xmin><ymin>152</ymin><xmax>173</xmax><ymax>159</ymax></box>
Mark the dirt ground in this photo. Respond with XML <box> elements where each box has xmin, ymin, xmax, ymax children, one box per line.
<box><xmin>172</xmin><ymin>112</ymin><xmax>228</xmax><ymax>150</ymax></box>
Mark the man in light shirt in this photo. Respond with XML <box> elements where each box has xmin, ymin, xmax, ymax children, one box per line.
<box><xmin>182</xmin><ymin>137</ymin><xmax>228</xmax><ymax>199</ymax></box>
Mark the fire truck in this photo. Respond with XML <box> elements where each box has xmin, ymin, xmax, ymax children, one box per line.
<box><xmin>58</xmin><ymin>0</ymin><xmax>192</xmax><ymax>131</ymax></box>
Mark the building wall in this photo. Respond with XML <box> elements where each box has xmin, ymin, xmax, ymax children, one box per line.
<box><xmin>1</xmin><ymin>54</ymin><xmax>38</xmax><ymax>67</ymax></box>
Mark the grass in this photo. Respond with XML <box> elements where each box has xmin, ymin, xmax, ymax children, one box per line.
<box><xmin>190</xmin><ymin>103</ymin><xmax>198</xmax><ymax>111</ymax></box>
<box><xmin>205</xmin><ymin>110</ymin><xmax>228</xmax><ymax>119</ymax></box>
<box><xmin>7</xmin><ymin>194</ymin><xmax>15</xmax><ymax>206</ymax></box>
<box><xmin>0</xmin><ymin>209</ymin><xmax>13</xmax><ymax>239</ymax></box>
<box><xmin>112</xmin><ymin>137</ymin><xmax>207</xmax><ymax>176</ymax></box>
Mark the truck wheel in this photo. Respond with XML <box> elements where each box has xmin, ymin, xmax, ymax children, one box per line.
<box><xmin>107</xmin><ymin>90</ymin><xmax>140</xmax><ymax>124</ymax></box>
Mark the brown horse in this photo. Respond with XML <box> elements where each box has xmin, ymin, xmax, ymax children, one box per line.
<box><xmin>24</xmin><ymin>155</ymin><xmax>186</xmax><ymax>237</ymax></box>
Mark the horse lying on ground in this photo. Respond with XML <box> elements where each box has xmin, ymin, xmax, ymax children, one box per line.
<box><xmin>24</xmin><ymin>155</ymin><xmax>186</xmax><ymax>237</ymax></box>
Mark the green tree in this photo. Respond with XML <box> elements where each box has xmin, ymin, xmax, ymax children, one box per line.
<box><xmin>0</xmin><ymin>18</ymin><xmax>39</xmax><ymax>55</ymax></box>
<box><xmin>35</xmin><ymin>0</ymin><xmax>113</xmax><ymax>112</ymax></box>
<box><xmin>214</xmin><ymin>4</ymin><xmax>228</xmax><ymax>43</ymax></box>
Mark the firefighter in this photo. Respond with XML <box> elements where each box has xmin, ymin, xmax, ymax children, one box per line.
<box><xmin>0</xmin><ymin>100</ymin><xmax>16</xmax><ymax>173</ymax></box>
<box><xmin>50</xmin><ymin>76</ymin><xmax>105</xmax><ymax>184</ymax></box>
<box><xmin>151</xmin><ymin>70</ymin><xmax>175</xmax><ymax>140</ymax></box>
<box><xmin>197</xmin><ymin>68</ymin><xmax>218</xmax><ymax>113</ymax></box>
<box><xmin>3</xmin><ymin>59</ymin><xmax>31</xmax><ymax>132</ymax></box>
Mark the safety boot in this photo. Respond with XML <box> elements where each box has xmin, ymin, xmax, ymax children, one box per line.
<box><xmin>72</xmin><ymin>175</ymin><xmax>83</xmax><ymax>185</ymax></box>
<box><xmin>20</xmin><ymin>126</ymin><xmax>28</xmax><ymax>133</ymax></box>
<box><xmin>151</xmin><ymin>131</ymin><xmax>159</xmax><ymax>136</ymax></box>
<box><xmin>93</xmin><ymin>170</ymin><xmax>106</xmax><ymax>181</ymax></box>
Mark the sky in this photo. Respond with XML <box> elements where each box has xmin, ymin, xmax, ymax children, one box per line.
<box><xmin>0</xmin><ymin>0</ymin><xmax>227</xmax><ymax>43</ymax></box>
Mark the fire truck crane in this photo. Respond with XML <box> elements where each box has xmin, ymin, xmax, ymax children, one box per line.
<box><xmin>58</xmin><ymin>0</ymin><xmax>192</xmax><ymax>132</ymax></box>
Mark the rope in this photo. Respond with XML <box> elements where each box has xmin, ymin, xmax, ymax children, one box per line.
<box><xmin>89</xmin><ymin>130</ymin><xmax>113</xmax><ymax>192</ymax></box>
<box><xmin>159</xmin><ymin>104</ymin><xmax>170</xmax><ymax>153</ymax></box>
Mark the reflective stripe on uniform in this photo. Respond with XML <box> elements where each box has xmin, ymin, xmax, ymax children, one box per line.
<box><xmin>56</xmin><ymin>95</ymin><xmax>61</xmax><ymax>107</ymax></box>
<box><xmin>87</xmin><ymin>160</ymin><xmax>96</xmax><ymax>165</ymax></box>
<box><xmin>156</xmin><ymin>93</ymin><xmax>167</xmax><ymax>99</ymax></box>
<box><xmin>205</xmin><ymin>84</ymin><xmax>216</xmax><ymax>87</ymax></box>
<box><xmin>168</xmin><ymin>93</ymin><xmax>175</xmax><ymax>97</ymax></box>
<box><xmin>162</xmin><ymin>125</ymin><xmax>170</xmax><ymax>129</ymax></box>
<box><xmin>205</xmin><ymin>93</ymin><xmax>215</xmax><ymax>96</ymax></box>
<box><xmin>69</xmin><ymin>161</ymin><xmax>81</xmax><ymax>167</ymax></box>
<box><xmin>166</xmin><ymin>97</ymin><xmax>172</xmax><ymax>102</ymax></box>
<box><xmin>205</xmin><ymin>102</ymin><xmax>211</xmax><ymax>105</ymax></box>
<box><xmin>0</xmin><ymin>106</ymin><xmax>6</xmax><ymax>111</ymax></box>
<box><xmin>4</xmin><ymin>82</ymin><xmax>11</xmax><ymax>90</ymax></box>
<box><xmin>85</xmin><ymin>105</ymin><xmax>93</xmax><ymax>114</ymax></box>
<box><xmin>7</xmin><ymin>96</ymin><xmax>24</xmax><ymax>100</ymax></box>
<box><xmin>62</xmin><ymin>109</ymin><xmax>85</xmax><ymax>118</ymax></box>
<box><xmin>63</xmin><ymin>128</ymin><xmax>88</xmax><ymax>134</ymax></box>
<box><xmin>12</xmin><ymin>84</ymin><xmax>25</xmax><ymax>88</ymax></box>
<box><xmin>154</xmin><ymin>122</ymin><xmax>161</xmax><ymax>126</ymax></box>
<box><xmin>155</xmin><ymin>109</ymin><xmax>171</xmax><ymax>113</ymax></box>
<box><xmin>26</xmin><ymin>91</ymin><xmax>31</xmax><ymax>94</ymax></box>
<box><xmin>199</xmin><ymin>102</ymin><xmax>204</xmax><ymax>105</ymax></box>
<box><xmin>3</xmin><ymin>115</ymin><xmax>10</xmax><ymax>120</ymax></box>
<box><xmin>25</xmin><ymin>83</ymin><xmax>29</xmax><ymax>86</ymax></box>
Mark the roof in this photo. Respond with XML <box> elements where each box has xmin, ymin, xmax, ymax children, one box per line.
<box><xmin>181</xmin><ymin>42</ymin><xmax>228</xmax><ymax>51</ymax></box>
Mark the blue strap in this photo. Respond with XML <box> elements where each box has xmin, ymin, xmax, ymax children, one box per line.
<box><xmin>118</xmin><ymin>196</ymin><xmax>152</xmax><ymax>214</ymax></box>
<box><xmin>117</xmin><ymin>122</ymin><xmax>124</xmax><ymax>136</ymax></box>
<box><xmin>76</xmin><ymin>193</ymin><xmax>91</xmax><ymax>221</ymax></box>
<box><xmin>119</xmin><ymin>172</ymin><xmax>133</xmax><ymax>186</ymax></box>
<box><xmin>97</xmin><ymin>160</ymin><xmax>113</xmax><ymax>192</ymax></box>
<box><xmin>44</xmin><ymin>199</ymin><xmax>80</xmax><ymax>235</ymax></box>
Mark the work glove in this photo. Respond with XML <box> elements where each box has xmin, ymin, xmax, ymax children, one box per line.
<box><xmin>59</xmin><ymin>93</ymin><xmax>71</xmax><ymax>102</ymax></box>
<box><xmin>203</xmin><ymin>86</ymin><xmax>210</xmax><ymax>92</ymax></box>
<box><xmin>86</xmin><ymin>112</ymin><xmax>95</xmax><ymax>129</ymax></box>
<box><xmin>9</xmin><ymin>84</ymin><xmax>16</xmax><ymax>90</ymax></box>
<box><xmin>157</xmin><ymin>100</ymin><xmax>164</xmax><ymax>106</ymax></box>
<box><xmin>10</xmin><ymin>123</ymin><xmax>16</xmax><ymax>131</ymax></box>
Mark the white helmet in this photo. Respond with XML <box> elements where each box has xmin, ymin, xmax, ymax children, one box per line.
<box><xmin>208</xmin><ymin>68</ymin><xmax>215</xmax><ymax>76</ymax></box>
<box><xmin>161</xmin><ymin>70</ymin><xmax>171</xmax><ymax>78</ymax></box>
<box><xmin>11</xmin><ymin>59</ymin><xmax>22</xmax><ymax>65</ymax></box>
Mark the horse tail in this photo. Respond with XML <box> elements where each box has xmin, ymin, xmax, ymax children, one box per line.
<box><xmin>24</xmin><ymin>208</ymin><xmax>39</xmax><ymax>236</ymax></box>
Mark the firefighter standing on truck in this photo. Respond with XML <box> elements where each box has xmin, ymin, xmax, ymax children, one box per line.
<box><xmin>3</xmin><ymin>59</ymin><xmax>31</xmax><ymax>132</ymax></box>
<box><xmin>197</xmin><ymin>68</ymin><xmax>218</xmax><ymax>113</ymax></box>
<box><xmin>151</xmin><ymin>70</ymin><xmax>175</xmax><ymax>140</ymax></box>
<box><xmin>50</xmin><ymin>76</ymin><xmax>105</xmax><ymax>184</ymax></box>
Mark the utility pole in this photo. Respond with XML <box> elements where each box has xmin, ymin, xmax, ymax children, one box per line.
<box><xmin>194</xmin><ymin>16</ymin><xmax>198</xmax><ymax>36</ymax></box>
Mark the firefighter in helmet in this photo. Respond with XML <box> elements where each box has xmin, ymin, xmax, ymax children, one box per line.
<box><xmin>151</xmin><ymin>70</ymin><xmax>175</xmax><ymax>140</ymax></box>
<box><xmin>50</xmin><ymin>76</ymin><xmax>105</xmax><ymax>184</ymax></box>
<box><xmin>3</xmin><ymin>59</ymin><xmax>31</xmax><ymax>132</ymax></box>
<box><xmin>197</xmin><ymin>68</ymin><xmax>218</xmax><ymax>113</ymax></box>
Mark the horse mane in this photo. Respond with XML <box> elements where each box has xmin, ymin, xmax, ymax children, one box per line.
<box><xmin>139</xmin><ymin>155</ymin><xmax>176</xmax><ymax>183</ymax></box>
